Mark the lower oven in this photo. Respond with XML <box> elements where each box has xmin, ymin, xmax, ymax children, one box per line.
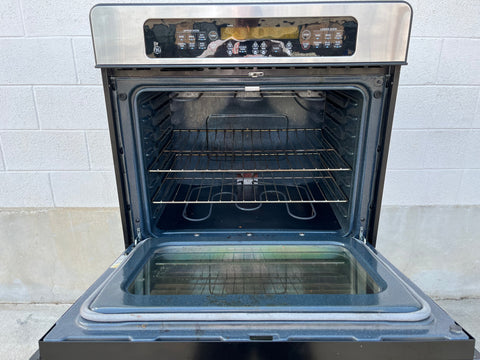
<box><xmin>38</xmin><ymin>2</ymin><xmax>476</xmax><ymax>360</ymax></box>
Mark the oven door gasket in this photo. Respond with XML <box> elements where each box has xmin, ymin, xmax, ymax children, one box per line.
<box><xmin>79</xmin><ymin>237</ymin><xmax>431</xmax><ymax>323</ymax></box>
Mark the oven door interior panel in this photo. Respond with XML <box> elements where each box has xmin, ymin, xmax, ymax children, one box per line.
<box><xmin>82</xmin><ymin>237</ymin><xmax>429</xmax><ymax>322</ymax></box>
<box><xmin>42</xmin><ymin>235</ymin><xmax>471</xmax><ymax>345</ymax></box>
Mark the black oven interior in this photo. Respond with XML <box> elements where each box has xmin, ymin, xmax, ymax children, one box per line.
<box><xmin>136</xmin><ymin>88</ymin><xmax>364</xmax><ymax>235</ymax></box>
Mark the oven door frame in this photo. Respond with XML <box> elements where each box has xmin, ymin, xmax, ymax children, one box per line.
<box><xmin>102</xmin><ymin>66</ymin><xmax>396</xmax><ymax>249</ymax></box>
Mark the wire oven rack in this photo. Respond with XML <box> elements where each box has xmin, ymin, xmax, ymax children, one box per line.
<box><xmin>149</xmin><ymin>128</ymin><xmax>351</xmax><ymax>173</ymax></box>
<box><xmin>149</xmin><ymin>128</ymin><xmax>351</xmax><ymax>205</ymax></box>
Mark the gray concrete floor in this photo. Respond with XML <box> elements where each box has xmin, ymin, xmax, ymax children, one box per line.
<box><xmin>0</xmin><ymin>300</ymin><xmax>478</xmax><ymax>360</ymax></box>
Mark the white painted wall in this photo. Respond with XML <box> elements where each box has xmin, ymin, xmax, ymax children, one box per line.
<box><xmin>0</xmin><ymin>0</ymin><xmax>479</xmax><ymax>207</ymax></box>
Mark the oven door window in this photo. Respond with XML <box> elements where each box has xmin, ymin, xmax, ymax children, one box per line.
<box><xmin>83</xmin><ymin>239</ymin><xmax>429</xmax><ymax>322</ymax></box>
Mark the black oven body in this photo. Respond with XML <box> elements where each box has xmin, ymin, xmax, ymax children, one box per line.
<box><xmin>38</xmin><ymin>3</ymin><xmax>476</xmax><ymax>359</ymax></box>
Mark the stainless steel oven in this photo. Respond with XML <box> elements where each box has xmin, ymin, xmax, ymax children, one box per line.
<box><xmin>38</xmin><ymin>2</ymin><xmax>476</xmax><ymax>359</ymax></box>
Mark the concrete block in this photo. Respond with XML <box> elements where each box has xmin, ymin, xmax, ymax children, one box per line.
<box><xmin>22</xmin><ymin>0</ymin><xmax>95</xmax><ymax>36</ymax></box>
<box><xmin>0</xmin><ymin>38</ymin><xmax>76</xmax><ymax>85</ymax></box>
<box><xmin>0</xmin><ymin>86</ymin><xmax>38</xmax><ymax>129</ymax></box>
<box><xmin>464</xmin><ymin>130</ymin><xmax>480</xmax><ymax>169</ymax></box>
<box><xmin>400</xmin><ymin>38</ymin><xmax>442</xmax><ymax>85</ymax></box>
<box><xmin>72</xmin><ymin>37</ymin><xmax>102</xmax><ymax>84</ymax></box>
<box><xmin>0</xmin><ymin>146</ymin><xmax>5</xmax><ymax>171</ymax></box>
<box><xmin>423</xmin><ymin>130</ymin><xmax>469</xmax><ymax>169</ymax></box>
<box><xmin>394</xmin><ymin>86</ymin><xmax>479</xmax><ymax>129</ymax></box>
<box><xmin>86</xmin><ymin>131</ymin><xmax>114</xmax><ymax>170</ymax></box>
<box><xmin>437</xmin><ymin>39</ymin><xmax>480</xmax><ymax>85</ymax></box>
<box><xmin>0</xmin><ymin>0</ymin><xmax>24</xmax><ymax>36</ymax></box>
<box><xmin>474</xmin><ymin>90</ymin><xmax>480</xmax><ymax>128</ymax></box>
<box><xmin>34</xmin><ymin>86</ymin><xmax>107</xmax><ymax>129</ymax></box>
<box><xmin>50</xmin><ymin>171</ymin><xmax>118</xmax><ymax>207</ymax></box>
<box><xmin>423</xmin><ymin>170</ymin><xmax>463</xmax><ymax>205</ymax></box>
<box><xmin>0</xmin><ymin>172</ymin><xmax>54</xmax><ymax>207</ymax></box>
<box><xmin>387</xmin><ymin>130</ymin><xmax>427</xmax><ymax>169</ymax></box>
<box><xmin>1</xmin><ymin>131</ymin><xmax>89</xmax><ymax>171</ymax></box>
<box><xmin>382</xmin><ymin>170</ymin><xmax>427</xmax><ymax>205</ymax></box>
<box><xmin>410</xmin><ymin>0</ymin><xmax>480</xmax><ymax>38</ymax></box>
<box><xmin>458</xmin><ymin>170</ymin><xmax>480</xmax><ymax>205</ymax></box>
<box><xmin>0</xmin><ymin>208</ymin><xmax>124</xmax><ymax>303</ymax></box>
<box><xmin>377</xmin><ymin>206</ymin><xmax>480</xmax><ymax>298</ymax></box>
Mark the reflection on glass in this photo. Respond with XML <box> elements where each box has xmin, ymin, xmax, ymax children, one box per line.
<box><xmin>128</xmin><ymin>245</ymin><xmax>380</xmax><ymax>296</ymax></box>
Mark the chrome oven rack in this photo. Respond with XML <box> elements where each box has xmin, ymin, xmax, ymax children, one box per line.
<box><xmin>149</xmin><ymin>128</ymin><xmax>351</xmax><ymax>173</ymax></box>
<box><xmin>149</xmin><ymin>128</ymin><xmax>351</xmax><ymax>205</ymax></box>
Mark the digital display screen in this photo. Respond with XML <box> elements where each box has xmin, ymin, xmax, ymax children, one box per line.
<box><xmin>221</xmin><ymin>26</ymin><xmax>299</xmax><ymax>40</ymax></box>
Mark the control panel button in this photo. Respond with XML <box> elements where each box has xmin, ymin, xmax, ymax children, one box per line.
<box><xmin>188</xmin><ymin>34</ymin><xmax>196</xmax><ymax>43</ymax></box>
<box><xmin>208</xmin><ymin>31</ymin><xmax>219</xmax><ymax>41</ymax></box>
<box><xmin>198</xmin><ymin>32</ymin><xmax>207</xmax><ymax>41</ymax></box>
<box><xmin>252</xmin><ymin>41</ymin><xmax>259</xmax><ymax>49</ymax></box>
<box><xmin>301</xmin><ymin>29</ymin><xmax>311</xmax><ymax>40</ymax></box>
<box><xmin>285</xmin><ymin>41</ymin><xmax>293</xmax><ymax>50</ymax></box>
<box><xmin>260</xmin><ymin>49</ymin><xmax>267</xmax><ymax>55</ymax></box>
<box><xmin>324</xmin><ymin>41</ymin><xmax>331</xmax><ymax>49</ymax></box>
<box><xmin>301</xmin><ymin>42</ymin><xmax>310</xmax><ymax>50</ymax></box>
<box><xmin>313</xmin><ymin>41</ymin><xmax>322</xmax><ymax>49</ymax></box>
<box><xmin>238</xmin><ymin>43</ymin><xmax>247</xmax><ymax>54</ymax></box>
<box><xmin>260</xmin><ymin>41</ymin><xmax>267</xmax><ymax>49</ymax></box>
<box><xmin>198</xmin><ymin>42</ymin><xmax>207</xmax><ymax>50</ymax></box>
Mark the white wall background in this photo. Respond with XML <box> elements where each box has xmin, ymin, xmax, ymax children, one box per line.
<box><xmin>0</xmin><ymin>0</ymin><xmax>479</xmax><ymax>208</ymax></box>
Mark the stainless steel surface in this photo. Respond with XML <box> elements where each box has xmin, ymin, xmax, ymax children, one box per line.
<box><xmin>90</xmin><ymin>2</ymin><xmax>412</xmax><ymax>66</ymax></box>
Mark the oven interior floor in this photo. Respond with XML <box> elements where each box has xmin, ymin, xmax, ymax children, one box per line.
<box><xmin>156</xmin><ymin>199</ymin><xmax>340</xmax><ymax>231</ymax></box>
<box><xmin>128</xmin><ymin>245</ymin><xmax>379</xmax><ymax>296</ymax></box>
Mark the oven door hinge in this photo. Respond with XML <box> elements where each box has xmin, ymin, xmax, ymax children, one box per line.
<box><xmin>134</xmin><ymin>227</ymin><xmax>142</xmax><ymax>246</ymax></box>
<box><xmin>359</xmin><ymin>226</ymin><xmax>366</xmax><ymax>244</ymax></box>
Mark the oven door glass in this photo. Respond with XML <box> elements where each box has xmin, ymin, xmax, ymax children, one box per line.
<box><xmin>81</xmin><ymin>237</ymin><xmax>430</xmax><ymax>323</ymax></box>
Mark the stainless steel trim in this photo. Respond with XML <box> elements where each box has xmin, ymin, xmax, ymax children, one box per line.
<box><xmin>90</xmin><ymin>2</ymin><xmax>412</xmax><ymax>67</ymax></box>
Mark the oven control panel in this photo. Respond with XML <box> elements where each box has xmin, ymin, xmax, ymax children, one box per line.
<box><xmin>144</xmin><ymin>17</ymin><xmax>357</xmax><ymax>59</ymax></box>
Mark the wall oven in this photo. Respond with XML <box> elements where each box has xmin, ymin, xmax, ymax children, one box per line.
<box><xmin>38</xmin><ymin>2</ymin><xmax>476</xmax><ymax>359</ymax></box>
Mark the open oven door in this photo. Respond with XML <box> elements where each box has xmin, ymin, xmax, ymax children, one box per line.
<box><xmin>39</xmin><ymin>233</ymin><xmax>476</xmax><ymax>360</ymax></box>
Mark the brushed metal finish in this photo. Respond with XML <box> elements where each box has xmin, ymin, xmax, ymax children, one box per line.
<box><xmin>90</xmin><ymin>2</ymin><xmax>412</xmax><ymax>67</ymax></box>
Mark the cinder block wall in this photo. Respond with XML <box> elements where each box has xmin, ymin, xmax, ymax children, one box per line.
<box><xmin>0</xmin><ymin>0</ymin><xmax>479</xmax><ymax>303</ymax></box>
